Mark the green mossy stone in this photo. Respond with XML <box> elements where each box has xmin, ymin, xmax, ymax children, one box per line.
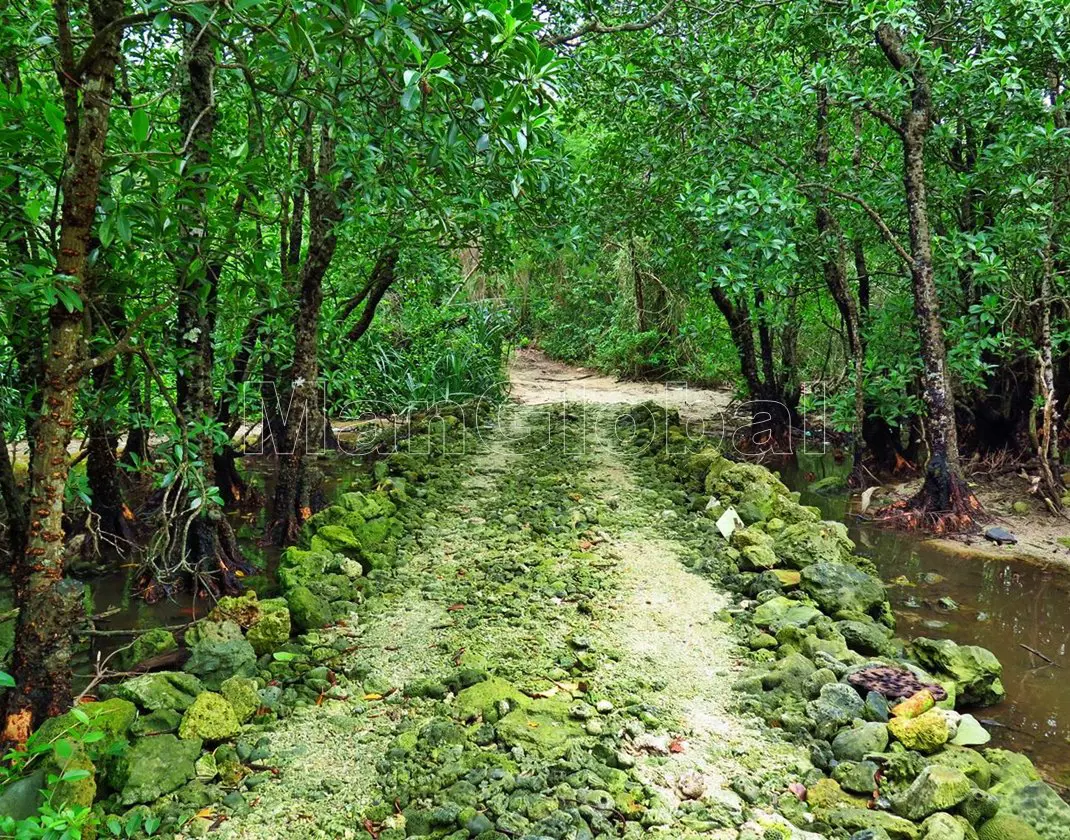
<box><xmin>130</xmin><ymin>708</ymin><xmax>182</xmax><ymax>736</ymax></box>
<box><xmin>823</xmin><ymin>807</ymin><xmax>920</xmax><ymax>840</ymax></box>
<box><xmin>985</xmin><ymin>749</ymin><xmax>1041</xmax><ymax>796</ymax></box>
<box><xmin>831</xmin><ymin>721</ymin><xmax>889</xmax><ymax>761</ymax></box>
<box><xmin>997</xmin><ymin>780</ymin><xmax>1070</xmax><ymax>840</ymax></box>
<box><xmin>920</xmin><ymin>812</ymin><xmax>968</xmax><ymax>840</ymax></box>
<box><xmin>310</xmin><ymin>525</ymin><xmax>361</xmax><ymax>558</ymax></box>
<box><xmin>980</xmin><ymin>813</ymin><xmax>1044</xmax><ymax>838</ymax></box>
<box><xmin>246</xmin><ymin>607</ymin><xmax>291</xmax><ymax>656</ymax></box>
<box><xmin>832</xmin><ymin>760</ymin><xmax>879</xmax><ymax>794</ymax></box>
<box><xmin>977</xmin><ymin>815</ymin><xmax>1043</xmax><ymax>840</ymax></box>
<box><xmin>801</xmin><ymin>561</ymin><xmax>887</xmax><ymax>618</ymax></box>
<box><xmin>911</xmin><ymin>637</ymin><xmax>1005</xmax><ymax>708</ymax></box>
<box><xmin>893</xmin><ymin>765</ymin><xmax>974</xmax><ymax>821</ymax></box>
<box><xmin>807</xmin><ymin>777</ymin><xmax>866</xmax><ymax>811</ymax></box>
<box><xmin>105</xmin><ymin>733</ymin><xmax>202</xmax><ymax>805</ymax></box>
<box><xmin>221</xmin><ymin>676</ymin><xmax>261</xmax><ymax>723</ymax></box>
<box><xmin>45</xmin><ymin>748</ymin><xmax>95</xmax><ymax>811</ymax></box>
<box><xmin>179</xmin><ymin>692</ymin><xmax>240</xmax><ymax>741</ymax></box>
<box><xmin>29</xmin><ymin>698</ymin><xmax>136</xmax><ymax>757</ymax></box>
<box><xmin>453</xmin><ymin>677</ymin><xmax>528</xmax><ymax>723</ymax></box>
<box><xmin>107</xmin><ymin>671</ymin><xmax>204</xmax><ymax>711</ymax></box>
<box><xmin>837</xmin><ymin>620</ymin><xmax>894</xmax><ymax>657</ymax></box>
<box><xmin>888</xmin><ymin>710</ymin><xmax>951</xmax><ymax>754</ymax></box>
<box><xmin>286</xmin><ymin>585</ymin><xmax>333</xmax><ymax>632</ymax></box>
<box><xmin>773</xmin><ymin>520</ymin><xmax>854</xmax><ymax>569</ymax></box>
<box><xmin>183</xmin><ymin>626</ymin><xmax>257</xmax><ymax>691</ymax></box>
<box><xmin>494</xmin><ymin>699</ymin><xmax>584</xmax><ymax>757</ymax></box>
<box><xmin>928</xmin><ymin>745</ymin><xmax>993</xmax><ymax>788</ymax></box>
<box><xmin>208</xmin><ymin>591</ymin><xmax>262</xmax><ymax>628</ymax></box>
<box><xmin>119</xmin><ymin>627</ymin><xmax>178</xmax><ymax>670</ymax></box>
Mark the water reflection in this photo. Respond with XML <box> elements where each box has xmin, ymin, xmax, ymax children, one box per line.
<box><xmin>777</xmin><ymin>454</ymin><xmax>1070</xmax><ymax>786</ymax></box>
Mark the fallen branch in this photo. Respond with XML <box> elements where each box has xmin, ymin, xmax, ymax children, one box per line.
<box><xmin>1019</xmin><ymin>643</ymin><xmax>1061</xmax><ymax>667</ymax></box>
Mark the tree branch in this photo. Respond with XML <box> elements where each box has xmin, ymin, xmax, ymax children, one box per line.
<box><xmin>542</xmin><ymin>0</ymin><xmax>675</xmax><ymax>47</ymax></box>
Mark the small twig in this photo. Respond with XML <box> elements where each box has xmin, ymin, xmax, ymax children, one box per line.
<box><xmin>1019</xmin><ymin>643</ymin><xmax>1061</xmax><ymax>667</ymax></box>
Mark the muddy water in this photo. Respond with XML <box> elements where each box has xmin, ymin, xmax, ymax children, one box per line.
<box><xmin>777</xmin><ymin>454</ymin><xmax>1070</xmax><ymax>787</ymax></box>
<box><xmin>80</xmin><ymin>454</ymin><xmax>359</xmax><ymax>669</ymax></box>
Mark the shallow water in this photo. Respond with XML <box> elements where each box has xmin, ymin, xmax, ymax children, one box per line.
<box><xmin>777</xmin><ymin>453</ymin><xmax>1070</xmax><ymax>787</ymax></box>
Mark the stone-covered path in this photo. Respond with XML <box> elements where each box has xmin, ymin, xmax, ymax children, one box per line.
<box><xmin>217</xmin><ymin>404</ymin><xmax>808</xmax><ymax>839</ymax></box>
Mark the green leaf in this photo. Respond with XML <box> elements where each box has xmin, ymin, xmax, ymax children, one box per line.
<box><xmin>59</xmin><ymin>769</ymin><xmax>91</xmax><ymax>782</ymax></box>
<box><xmin>54</xmin><ymin>739</ymin><xmax>74</xmax><ymax>760</ymax></box>
<box><xmin>400</xmin><ymin>85</ymin><xmax>421</xmax><ymax>111</ymax></box>
<box><xmin>272</xmin><ymin>651</ymin><xmax>296</xmax><ymax>662</ymax></box>
<box><xmin>426</xmin><ymin>51</ymin><xmax>450</xmax><ymax>70</ymax></box>
<box><xmin>0</xmin><ymin>671</ymin><xmax>14</xmax><ymax>689</ymax></box>
<box><xmin>132</xmin><ymin>109</ymin><xmax>149</xmax><ymax>144</ymax></box>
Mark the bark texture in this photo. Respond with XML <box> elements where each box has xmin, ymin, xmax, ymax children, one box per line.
<box><xmin>875</xmin><ymin>23</ymin><xmax>980</xmax><ymax>528</ymax></box>
<box><xmin>4</xmin><ymin>0</ymin><xmax>125</xmax><ymax>744</ymax></box>
<box><xmin>273</xmin><ymin>125</ymin><xmax>341</xmax><ymax>545</ymax></box>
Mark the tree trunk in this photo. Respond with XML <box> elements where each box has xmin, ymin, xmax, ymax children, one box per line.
<box><xmin>273</xmin><ymin>125</ymin><xmax>341</xmax><ymax>545</ymax></box>
<box><xmin>1035</xmin><ymin>71</ymin><xmax>1066</xmax><ymax>511</ymax></box>
<box><xmin>157</xmin><ymin>20</ymin><xmax>245</xmax><ymax>593</ymax></box>
<box><xmin>816</xmin><ymin>85</ymin><xmax>866</xmax><ymax>474</ymax></box>
<box><xmin>3</xmin><ymin>0</ymin><xmax>125</xmax><ymax>746</ymax></box>
<box><xmin>875</xmin><ymin>23</ymin><xmax>980</xmax><ymax>529</ymax></box>
<box><xmin>345</xmin><ymin>245</ymin><xmax>400</xmax><ymax>343</ymax></box>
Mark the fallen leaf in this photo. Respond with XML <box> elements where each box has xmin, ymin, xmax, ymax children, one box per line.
<box><xmin>859</xmin><ymin>486</ymin><xmax>878</xmax><ymax>514</ymax></box>
<box><xmin>363</xmin><ymin>693</ymin><xmax>383</xmax><ymax>701</ymax></box>
<box><xmin>668</xmin><ymin>737</ymin><xmax>686</xmax><ymax>753</ymax></box>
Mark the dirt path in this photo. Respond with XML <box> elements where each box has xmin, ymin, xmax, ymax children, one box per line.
<box><xmin>216</xmin><ymin>360</ymin><xmax>806</xmax><ymax>840</ymax></box>
<box><xmin>509</xmin><ymin>347</ymin><xmax>733</xmax><ymax>421</ymax></box>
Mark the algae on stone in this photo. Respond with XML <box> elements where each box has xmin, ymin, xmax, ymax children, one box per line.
<box><xmin>179</xmin><ymin>691</ymin><xmax>241</xmax><ymax>741</ymax></box>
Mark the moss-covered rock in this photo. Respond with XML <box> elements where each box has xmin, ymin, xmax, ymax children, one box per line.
<box><xmin>246</xmin><ymin>604</ymin><xmax>291</xmax><ymax>656</ymax></box>
<box><xmin>105</xmin><ymin>733</ymin><xmax>202</xmax><ymax>805</ymax></box>
<box><xmin>221</xmin><ymin>676</ymin><xmax>261</xmax><ymax>723</ymax></box>
<box><xmin>977</xmin><ymin>815</ymin><xmax>1043</xmax><ymax>840</ymax></box>
<box><xmin>801</xmin><ymin>561</ymin><xmax>886</xmax><ymax>618</ymax></box>
<box><xmin>44</xmin><ymin>747</ymin><xmax>95</xmax><ymax>811</ymax></box>
<box><xmin>911</xmin><ymin>638</ymin><xmax>1005</xmax><ymax>708</ymax></box>
<box><xmin>208</xmin><ymin>590</ymin><xmax>262</xmax><ymax>628</ymax></box>
<box><xmin>831</xmin><ymin>720</ymin><xmax>889</xmax><ymax>761</ymax></box>
<box><xmin>453</xmin><ymin>676</ymin><xmax>527</xmax><ymax>723</ymax></box>
<box><xmin>807</xmin><ymin>777</ymin><xmax>867</xmax><ymax>811</ymax></box>
<box><xmin>183</xmin><ymin>621</ymin><xmax>257</xmax><ymax>690</ymax></box>
<box><xmin>837</xmin><ymin>619</ymin><xmax>894</xmax><ymax>657</ymax></box>
<box><xmin>920</xmin><ymin>812</ymin><xmax>969</xmax><ymax>840</ymax></box>
<box><xmin>179</xmin><ymin>692</ymin><xmax>240</xmax><ymax>741</ymax></box>
<box><xmin>985</xmin><ymin>749</ymin><xmax>1041</xmax><ymax>796</ymax></box>
<box><xmin>997</xmin><ymin>780</ymin><xmax>1070</xmax><ymax>840</ymax></box>
<box><xmin>119</xmin><ymin>627</ymin><xmax>178</xmax><ymax>670</ymax></box>
<box><xmin>29</xmin><ymin>698</ymin><xmax>136</xmax><ymax>757</ymax></box>
<box><xmin>753</xmin><ymin>596</ymin><xmax>821</xmax><ymax>629</ymax></box>
<box><xmin>888</xmin><ymin>709</ymin><xmax>951</xmax><ymax>753</ymax></box>
<box><xmin>773</xmin><ymin>521</ymin><xmax>854</xmax><ymax>569</ymax></box>
<box><xmin>286</xmin><ymin>585</ymin><xmax>333</xmax><ymax>632</ymax></box>
<box><xmin>893</xmin><ymin>765</ymin><xmax>974</xmax><ymax>821</ymax></box>
<box><xmin>107</xmin><ymin>671</ymin><xmax>204</xmax><ymax>711</ymax></box>
<box><xmin>494</xmin><ymin>699</ymin><xmax>584</xmax><ymax>757</ymax></box>
<box><xmin>310</xmin><ymin>524</ymin><xmax>362</xmax><ymax>558</ymax></box>
<box><xmin>928</xmin><ymin>745</ymin><xmax>993</xmax><ymax>789</ymax></box>
<box><xmin>823</xmin><ymin>807</ymin><xmax>920</xmax><ymax>840</ymax></box>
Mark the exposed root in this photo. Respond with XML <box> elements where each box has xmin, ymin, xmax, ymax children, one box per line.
<box><xmin>875</xmin><ymin>457</ymin><xmax>983</xmax><ymax>534</ymax></box>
